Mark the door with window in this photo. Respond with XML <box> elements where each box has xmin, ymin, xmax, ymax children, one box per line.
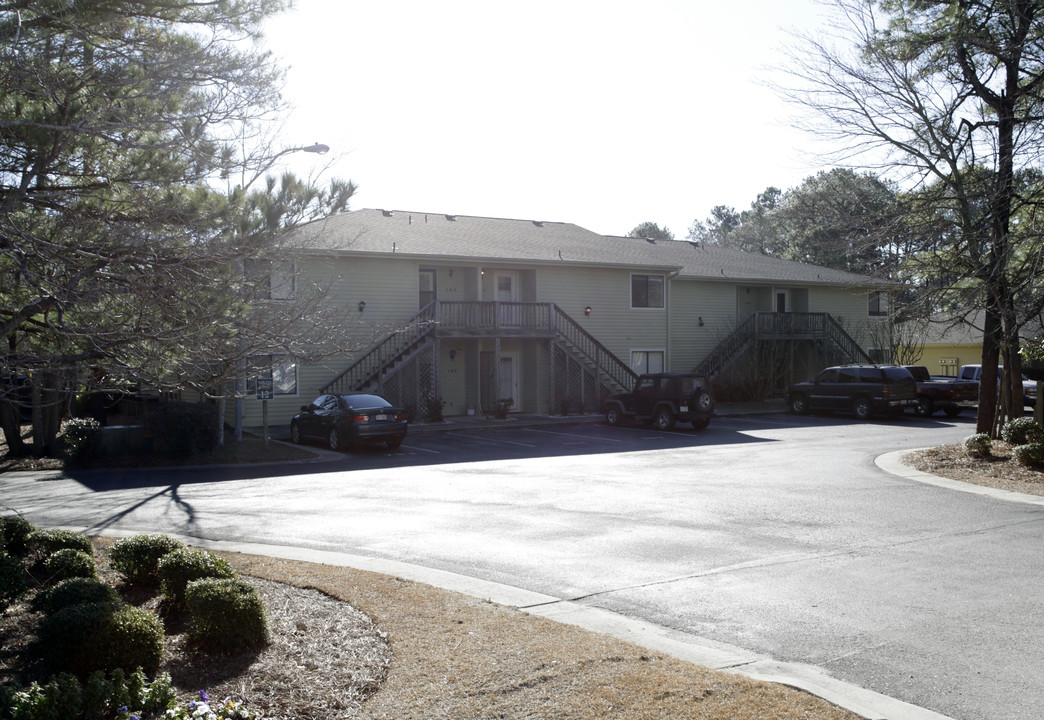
<box><xmin>419</xmin><ymin>268</ymin><xmax>436</xmax><ymax>309</ymax></box>
<box><xmin>494</xmin><ymin>271</ymin><xmax>520</xmax><ymax>327</ymax></box>
<box><xmin>499</xmin><ymin>352</ymin><xmax>520</xmax><ymax>411</ymax></box>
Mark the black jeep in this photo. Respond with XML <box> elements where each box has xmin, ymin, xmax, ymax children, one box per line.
<box><xmin>605</xmin><ymin>372</ymin><xmax>715</xmax><ymax>430</ymax></box>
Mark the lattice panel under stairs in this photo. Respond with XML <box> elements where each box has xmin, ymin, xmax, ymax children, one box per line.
<box><xmin>372</xmin><ymin>344</ymin><xmax>438</xmax><ymax>421</ymax></box>
<box><xmin>552</xmin><ymin>345</ymin><xmax>611</xmax><ymax>415</ymax></box>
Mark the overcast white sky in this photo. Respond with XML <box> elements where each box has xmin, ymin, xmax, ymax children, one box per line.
<box><xmin>264</xmin><ymin>0</ymin><xmax>836</xmax><ymax>238</ymax></box>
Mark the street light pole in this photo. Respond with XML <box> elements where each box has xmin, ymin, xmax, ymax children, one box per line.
<box><xmin>240</xmin><ymin>142</ymin><xmax>330</xmax><ymax>192</ymax></box>
<box><xmin>233</xmin><ymin>142</ymin><xmax>329</xmax><ymax>442</ymax></box>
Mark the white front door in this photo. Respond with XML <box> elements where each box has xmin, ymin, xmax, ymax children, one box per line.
<box><xmin>494</xmin><ymin>271</ymin><xmax>520</xmax><ymax>326</ymax></box>
<box><xmin>499</xmin><ymin>352</ymin><xmax>520</xmax><ymax>411</ymax></box>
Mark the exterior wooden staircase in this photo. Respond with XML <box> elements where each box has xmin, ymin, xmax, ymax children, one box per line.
<box><xmin>320</xmin><ymin>302</ymin><xmax>637</xmax><ymax>412</ymax></box>
<box><xmin>695</xmin><ymin>311</ymin><xmax>872</xmax><ymax>379</ymax></box>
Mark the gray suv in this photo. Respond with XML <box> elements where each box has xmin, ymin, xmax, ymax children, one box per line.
<box><xmin>787</xmin><ymin>365</ymin><xmax>918</xmax><ymax>420</ymax></box>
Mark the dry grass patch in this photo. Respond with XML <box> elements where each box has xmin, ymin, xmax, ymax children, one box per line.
<box><xmin>904</xmin><ymin>441</ymin><xmax>1044</xmax><ymax>496</ymax></box>
<box><xmin>225</xmin><ymin>553</ymin><xmax>860</xmax><ymax>720</ymax></box>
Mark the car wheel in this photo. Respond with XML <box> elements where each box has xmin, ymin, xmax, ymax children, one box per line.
<box><xmin>606</xmin><ymin>406</ymin><xmax>622</xmax><ymax>426</ymax></box>
<box><xmin>290</xmin><ymin>422</ymin><xmax>301</xmax><ymax>444</ymax></box>
<box><xmin>694</xmin><ymin>391</ymin><xmax>713</xmax><ymax>412</ymax></box>
<box><xmin>691</xmin><ymin>418</ymin><xmax>710</xmax><ymax>431</ymax></box>
<box><xmin>653</xmin><ymin>408</ymin><xmax>676</xmax><ymax>431</ymax></box>
<box><xmin>915</xmin><ymin>397</ymin><xmax>935</xmax><ymax>417</ymax></box>
<box><xmin>943</xmin><ymin>406</ymin><xmax>962</xmax><ymax>418</ymax></box>
<box><xmin>789</xmin><ymin>394</ymin><xmax>810</xmax><ymax>415</ymax></box>
<box><xmin>328</xmin><ymin>427</ymin><xmax>343</xmax><ymax>451</ymax></box>
<box><xmin>852</xmin><ymin>396</ymin><xmax>873</xmax><ymax>420</ymax></box>
<box><xmin>385</xmin><ymin>438</ymin><xmax>402</xmax><ymax>451</ymax></box>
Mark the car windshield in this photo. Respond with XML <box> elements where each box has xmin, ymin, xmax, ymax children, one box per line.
<box><xmin>339</xmin><ymin>394</ymin><xmax>392</xmax><ymax>409</ymax></box>
<box><xmin>883</xmin><ymin>367</ymin><xmax>914</xmax><ymax>381</ymax></box>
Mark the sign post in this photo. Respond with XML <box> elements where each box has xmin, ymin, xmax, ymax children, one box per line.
<box><xmin>256</xmin><ymin>378</ymin><xmax>273</xmax><ymax>449</ymax></box>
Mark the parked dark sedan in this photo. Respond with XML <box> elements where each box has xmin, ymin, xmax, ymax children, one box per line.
<box><xmin>290</xmin><ymin>393</ymin><xmax>408</xmax><ymax>451</ymax></box>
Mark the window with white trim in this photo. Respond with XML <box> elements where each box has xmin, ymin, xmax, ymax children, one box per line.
<box><xmin>631</xmin><ymin>274</ymin><xmax>665</xmax><ymax>309</ymax></box>
<box><xmin>247</xmin><ymin>355</ymin><xmax>298</xmax><ymax>396</ymax></box>
<box><xmin>868</xmin><ymin>290</ymin><xmax>888</xmax><ymax>317</ymax></box>
<box><xmin>630</xmin><ymin>350</ymin><xmax>665</xmax><ymax>374</ymax></box>
<box><xmin>244</xmin><ymin>259</ymin><xmax>296</xmax><ymax>300</ymax></box>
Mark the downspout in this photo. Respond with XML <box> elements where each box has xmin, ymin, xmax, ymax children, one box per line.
<box><xmin>666</xmin><ymin>269</ymin><xmax>682</xmax><ymax>370</ymax></box>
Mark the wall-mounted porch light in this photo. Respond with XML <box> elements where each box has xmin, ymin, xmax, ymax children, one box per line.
<box><xmin>358</xmin><ymin>300</ymin><xmax>367</xmax><ymax>312</ymax></box>
<box><xmin>584</xmin><ymin>305</ymin><xmax>592</xmax><ymax>317</ymax></box>
<box><xmin>698</xmin><ymin>316</ymin><xmax>704</xmax><ymax>326</ymax></box>
<box><xmin>448</xmin><ymin>349</ymin><xmax>457</xmax><ymax>360</ymax></box>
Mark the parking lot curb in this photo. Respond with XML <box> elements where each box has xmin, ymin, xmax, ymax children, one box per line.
<box><xmin>875</xmin><ymin>450</ymin><xmax>1044</xmax><ymax>506</ymax></box>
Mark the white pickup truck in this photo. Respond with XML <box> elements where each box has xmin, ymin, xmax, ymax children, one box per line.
<box><xmin>958</xmin><ymin>364</ymin><xmax>1038</xmax><ymax>407</ymax></box>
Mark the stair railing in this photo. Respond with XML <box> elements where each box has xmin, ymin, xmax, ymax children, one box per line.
<box><xmin>322</xmin><ymin>302</ymin><xmax>437</xmax><ymax>395</ymax></box>
<box><xmin>551</xmin><ymin>304</ymin><xmax>638</xmax><ymax>393</ymax></box>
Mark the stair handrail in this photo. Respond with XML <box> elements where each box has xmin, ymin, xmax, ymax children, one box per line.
<box><xmin>321</xmin><ymin>301</ymin><xmax>437</xmax><ymax>394</ymax></box>
<box><xmin>694</xmin><ymin>313</ymin><xmax>757</xmax><ymax>377</ymax></box>
<box><xmin>822</xmin><ymin>314</ymin><xmax>873</xmax><ymax>363</ymax></box>
<box><xmin>551</xmin><ymin>304</ymin><xmax>638</xmax><ymax>392</ymax></box>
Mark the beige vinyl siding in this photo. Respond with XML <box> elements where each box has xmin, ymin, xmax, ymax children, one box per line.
<box><xmin>234</xmin><ymin>255</ymin><xmax>422</xmax><ymax>427</ymax></box>
<box><xmin>536</xmin><ymin>265</ymin><xmax>669</xmax><ymax>366</ymax></box>
<box><xmin>668</xmin><ymin>279</ymin><xmax>735</xmax><ymax>372</ymax></box>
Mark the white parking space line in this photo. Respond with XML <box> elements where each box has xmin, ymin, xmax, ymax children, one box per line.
<box><xmin>521</xmin><ymin>428</ymin><xmax>624</xmax><ymax>442</ymax></box>
<box><xmin>456</xmin><ymin>433</ymin><xmax>537</xmax><ymax>448</ymax></box>
<box><xmin>399</xmin><ymin>443</ymin><xmax>441</xmax><ymax>454</ymax></box>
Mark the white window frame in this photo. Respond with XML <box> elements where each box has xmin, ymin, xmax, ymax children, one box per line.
<box><xmin>248</xmin><ymin>355</ymin><xmax>299</xmax><ymax>397</ymax></box>
<box><xmin>630</xmin><ymin>349</ymin><xmax>665</xmax><ymax>374</ymax></box>
<box><xmin>630</xmin><ymin>273</ymin><xmax>665</xmax><ymax>309</ymax></box>
<box><xmin>868</xmin><ymin>290</ymin><xmax>888</xmax><ymax>317</ymax></box>
<box><xmin>244</xmin><ymin>259</ymin><xmax>296</xmax><ymax>300</ymax></box>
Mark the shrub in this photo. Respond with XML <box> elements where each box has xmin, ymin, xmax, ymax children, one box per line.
<box><xmin>157</xmin><ymin>548</ymin><xmax>235</xmax><ymax>607</ymax></box>
<box><xmin>0</xmin><ymin>669</ymin><xmax>175</xmax><ymax>720</ymax></box>
<box><xmin>42</xmin><ymin>548</ymin><xmax>96</xmax><ymax>583</ymax></box>
<box><xmin>1001</xmin><ymin>416</ymin><xmax>1044</xmax><ymax>446</ymax></box>
<box><xmin>144</xmin><ymin>401</ymin><xmax>219</xmax><ymax>458</ymax></box>
<box><xmin>1012</xmin><ymin>442</ymin><xmax>1044</xmax><ymax>468</ymax></box>
<box><xmin>38</xmin><ymin>602</ymin><xmax>165</xmax><ymax>676</ymax></box>
<box><xmin>59</xmin><ymin>418</ymin><xmax>101</xmax><ymax>465</ymax></box>
<box><xmin>27</xmin><ymin>529</ymin><xmax>93</xmax><ymax>557</ymax></box>
<box><xmin>0</xmin><ymin>551</ymin><xmax>27</xmax><ymax>611</ymax></box>
<box><xmin>186</xmin><ymin>577</ymin><xmax>269</xmax><ymax>653</ymax></box>
<box><xmin>0</xmin><ymin>515</ymin><xmax>35</xmax><ymax>556</ymax></box>
<box><xmin>31</xmin><ymin>577</ymin><xmax>118</xmax><ymax>615</ymax></box>
<box><xmin>964</xmin><ymin>433</ymin><xmax>992</xmax><ymax>457</ymax></box>
<box><xmin>109</xmin><ymin>534</ymin><xmax>185</xmax><ymax>586</ymax></box>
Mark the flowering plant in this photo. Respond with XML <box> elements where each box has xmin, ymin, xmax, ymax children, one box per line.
<box><xmin>116</xmin><ymin>690</ymin><xmax>257</xmax><ymax>720</ymax></box>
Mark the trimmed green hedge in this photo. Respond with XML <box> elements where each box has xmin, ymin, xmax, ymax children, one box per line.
<box><xmin>31</xmin><ymin>577</ymin><xmax>119</xmax><ymax>615</ymax></box>
<box><xmin>42</xmin><ymin>549</ymin><xmax>96</xmax><ymax>584</ymax></box>
<box><xmin>144</xmin><ymin>402</ymin><xmax>219</xmax><ymax>458</ymax></box>
<box><xmin>28</xmin><ymin>529</ymin><xmax>93</xmax><ymax>557</ymax></box>
<box><xmin>186</xmin><ymin>577</ymin><xmax>269</xmax><ymax>653</ymax></box>
<box><xmin>38</xmin><ymin>602</ymin><xmax>165</xmax><ymax>677</ymax></box>
<box><xmin>157</xmin><ymin>548</ymin><xmax>235</xmax><ymax>607</ymax></box>
<box><xmin>109</xmin><ymin>534</ymin><xmax>185</xmax><ymax>586</ymax></box>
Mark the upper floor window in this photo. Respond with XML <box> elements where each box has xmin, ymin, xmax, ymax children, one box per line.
<box><xmin>868</xmin><ymin>290</ymin><xmax>888</xmax><ymax>317</ymax></box>
<box><xmin>247</xmin><ymin>355</ymin><xmax>298</xmax><ymax>396</ymax></box>
<box><xmin>245</xmin><ymin>259</ymin><xmax>296</xmax><ymax>300</ymax></box>
<box><xmin>631</xmin><ymin>274</ymin><xmax>664</xmax><ymax>309</ymax></box>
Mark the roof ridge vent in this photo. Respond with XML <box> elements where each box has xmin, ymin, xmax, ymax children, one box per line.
<box><xmin>533</xmin><ymin>220</ymin><xmax>544</xmax><ymax>227</ymax></box>
<box><xmin>445</xmin><ymin>214</ymin><xmax>456</xmax><ymax>221</ymax></box>
<box><xmin>380</xmin><ymin>209</ymin><xmax>392</xmax><ymax>217</ymax></box>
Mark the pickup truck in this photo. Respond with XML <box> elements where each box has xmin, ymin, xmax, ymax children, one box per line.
<box><xmin>958</xmin><ymin>364</ymin><xmax>1038</xmax><ymax>408</ymax></box>
<box><xmin>903</xmin><ymin>366</ymin><xmax>978</xmax><ymax>417</ymax></box>
<box><xmin>605</xmin><ymin>372</ymin><xmax>714</xmax><ymax>430</ymax></box>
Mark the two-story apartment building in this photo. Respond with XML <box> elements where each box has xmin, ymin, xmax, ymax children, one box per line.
<box><xmin>235</xmin><ymin>209</ymin><xmax>891</xmax><ymax>426</ymax></box>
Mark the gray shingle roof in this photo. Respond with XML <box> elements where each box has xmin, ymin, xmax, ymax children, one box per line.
<box><xmin>296</xmin><ymin>209</ymin><xmax>885</xmax><ymax>287</ymax></box>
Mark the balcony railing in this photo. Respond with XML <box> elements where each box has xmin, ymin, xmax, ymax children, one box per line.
<box><xmin>437</xmin><ymin>301</ymin><xmax>553</xmax><ymax>335</ymax></box>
